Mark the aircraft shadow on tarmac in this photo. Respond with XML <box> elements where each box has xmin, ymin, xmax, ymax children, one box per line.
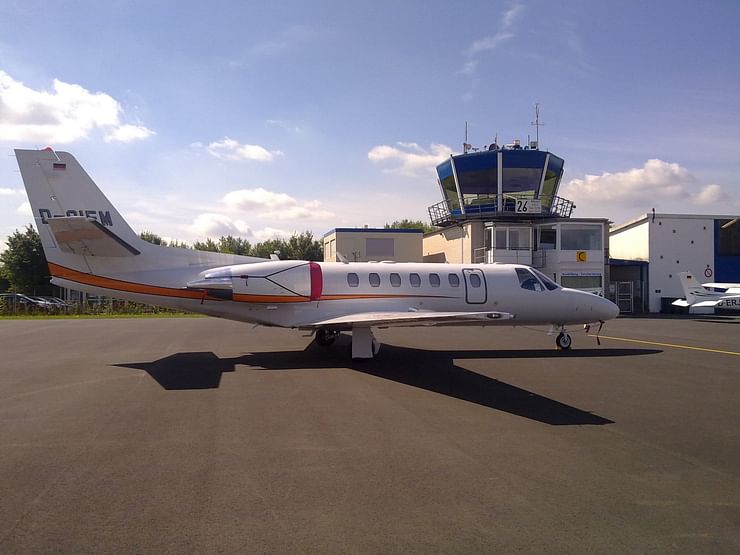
<box><xmin>115</xmin><ymin>338</ymin><xmax>660</xmax><ymax>426</ymax></box>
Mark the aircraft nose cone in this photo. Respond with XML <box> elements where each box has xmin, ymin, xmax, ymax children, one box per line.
<box><xmin>600</xmin><ymin>297</ymin><xmax>620</xmax><ymax>320</ymax></box>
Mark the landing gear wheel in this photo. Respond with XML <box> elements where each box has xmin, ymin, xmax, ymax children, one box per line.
<box><xmin>556</xmin><ymin>332</ymin><xmax>572</xmax><ymax>350</ymax></box>
<box><xmin>316</xmin><ymin>328</ymin><xmax>338</xmax><ymax>347</ymax></box>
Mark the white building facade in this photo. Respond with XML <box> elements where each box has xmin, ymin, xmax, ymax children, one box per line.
<box><xmin>610</xmin><ymin>213</ymin><xmax>740</xmax><ymax>312</ymax></box>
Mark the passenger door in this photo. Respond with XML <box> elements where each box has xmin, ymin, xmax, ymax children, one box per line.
<box><xmin>462</xmin><ymin>268</ymin><xmax>487</xmax><ymax>304</ymax></box>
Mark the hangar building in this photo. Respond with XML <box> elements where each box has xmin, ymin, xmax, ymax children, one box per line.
<box><xmin>323</xmin><ymin>228</ymin><xmax>423</xmax><ymax>263</ymax></box>
<box><xmin>610</xmin><ymin>213</ymin><xmax>740</xmax><ymax>313</ymax></box>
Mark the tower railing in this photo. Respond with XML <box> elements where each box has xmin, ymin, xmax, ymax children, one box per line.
<box><xmin>428</xmin><ymin>194</ymin><xmax>575</xmax><ymax>227</ymax></box>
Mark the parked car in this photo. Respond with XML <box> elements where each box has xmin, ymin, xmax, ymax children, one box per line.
<box><xmin>0</xmin><ymin>293</ymin><xmax>56</xmax><ymax>311</ymax></box>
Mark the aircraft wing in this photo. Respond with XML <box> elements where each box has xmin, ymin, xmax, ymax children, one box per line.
<box><xmin>47</xmin><ymin>216</ymin><xmax>140</xmax><ymax>257</ymax></box>
<box><xmin>301</xmin><ymin>310</ymin><xmax>514</xmax><ymax>329</ymax></box>
<box><xmin>693</xmin><ymin>295</ymin><xmax>740</xmax><ymax>308</ymax></box>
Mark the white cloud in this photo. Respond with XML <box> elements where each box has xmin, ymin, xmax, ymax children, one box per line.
<box><xmin>104</xmin><ymin>124</ymin><xmax>155</xmax><ymax>143</ymax></box>
<box><xmin>16</xmin><ymin>201</ymin><xmax>31</xmax><ymax>215</ymax></box>
<box><xmin>0</xmin><ymin>187</ymin><xmax>24</xmax><ymax>195</ymax></box>
<box><xmin>463</xmin><ymin>3</ymin><xmax>523</xmax><ymax>61</ymax></box>
<box><xmin>189</xmin><ymin>213</ymin><xmax>253</xmax><ymax>238</ymax></box>
<box><xmin>222</xmin><ymin>187</ymin><xmax>333</xmax><ymax>221</ymax></box>
<box><xmin>265</xmin><ymin>119</ymin><xmax>303</xmax><ymax>134</ymax></box>
<box><xmin>223</xmin><ymin>188</ymin><xmax>296</xmax><ymax>210</ymax></box>
<box><xmin>560</xmin><ymin>159</ymin><xmax>740</xmax><ymax>222</ymax></box>
<box><xmin>0</xmin><ymin>70</ymin><xmax>154</xmax><ymax>144</ymax></box>
<box><xmin>368</xmin><ymin>142</ymin><xmax>453</xmax><ymax>177</ymax></box>
<box><xmin>204</xmin><ymin>137</ymin><xmax>283</xmax><ymax>162</ymax></box>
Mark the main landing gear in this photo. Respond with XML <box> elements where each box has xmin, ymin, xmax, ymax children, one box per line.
<box><xmin>315</xmin><ymin>328</ymin><xmax>339</xmax><ymax>346</ymax></box>
<box><xmin>314</xmin><ymin>327</ymin><xmax>380</xmax><ymax>359</ymax></box>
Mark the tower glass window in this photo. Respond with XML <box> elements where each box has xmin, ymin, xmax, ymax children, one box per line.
<box><xmin>436</xmin><ymin>160</ymin><xmax>461</xmax><ymax>213</ymax></box>
<box><xmin>501</xmin><ymin>150</ymin><xmax>546</xmax><ymax>195</ymax></box>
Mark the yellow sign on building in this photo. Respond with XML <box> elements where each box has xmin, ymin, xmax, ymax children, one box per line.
<box><xmin>576</xmin><ymin>251</ymin><xmax>588</xmax><ymax>262</ymax></box>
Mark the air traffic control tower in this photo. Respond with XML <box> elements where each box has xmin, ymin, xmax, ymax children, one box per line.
<box><xmin>423</xmin><ymin>140</ymin><xmax>610</xmax><ymax>295</ymax></box>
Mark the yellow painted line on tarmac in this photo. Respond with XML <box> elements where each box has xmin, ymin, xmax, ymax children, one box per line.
<box><xmin>589</xmin><ymin>334</ymin><xmax>740</xmax><ymax>356</ymax></box>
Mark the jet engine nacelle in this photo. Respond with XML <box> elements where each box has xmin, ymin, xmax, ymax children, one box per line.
<box><xmin>188</xmin><ymin>260</ymin><xmax>323</xmax><ymax>303</ymax></box>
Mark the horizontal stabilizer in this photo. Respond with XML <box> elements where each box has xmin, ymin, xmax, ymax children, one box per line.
<box><xmin>671</xmin><ymin>299</ymin><xmax>690</xmax><ymax>307</ymax></box>
<box><xmin>303</xmin><ymin>310</ymin><xmax>515</xmax><ymax>329</ymax></box>
<box><xmin>47</xmin><ymin>217</ymin><xmax>140</xmax><ymax>257</ymax></box>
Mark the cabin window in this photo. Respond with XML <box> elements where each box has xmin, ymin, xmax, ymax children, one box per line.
<box><xmin>347</xmin><ymin>273</ymin><xmax>359</xmax><ymax>287</ymax></box>
<box><xmin>429</xmin><ymin>273</ymin><xmax>440</xmax><ymax>287</ymax></box>
<box><xmin>448</xmin><ymin>274</ymin><xmax>460</xmax><ymax>287</ymax></box>
<box><xmin>389</xmin><ymin>273</ymin><xmax>401</xmax><ymax>287</ymax></box>
<box><xmin>369</xmin><ymin>273</ymin><xmax>381</xmax><ymax>287</ymax></box>
<box><xmin>469</xmin><ymin>273</ymin><xmax>481</xmax><ymax>287</ymax></box>
<box><xmin>409</xmin><ymin>273</ymin><xmax>421</xmax><ymax>287</ymax></box>
<box><xmin>516</xmin><ymin>268</ymin><xmax>543</xmax><ymax>291</ymax></box>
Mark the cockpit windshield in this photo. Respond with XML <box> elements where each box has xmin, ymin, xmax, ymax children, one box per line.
<box><xmin>515</xmin><ymin>267</ymin><xmax>559</xmax><ymax>292</ymax></box>
<box><xmin>530</xmin><ymin>268</ymin><xmax>559</xmax><ymax>290</ymax></box>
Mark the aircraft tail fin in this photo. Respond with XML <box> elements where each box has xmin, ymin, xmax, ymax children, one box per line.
<box><xmin>15</xmin><ymin>148</ymin><xmax>143</xmax><ymax>265</ymax></box>
<box><xmin>15</xmin><ymin>148</ymin><xmax>263</xmax><ymax>284</ymax></box>
<box><xmin>677</xmin><ymin>272</ymin><xmax>706</xmax><ymax>305</ymax></box>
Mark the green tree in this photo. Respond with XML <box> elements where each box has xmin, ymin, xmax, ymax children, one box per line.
<box><xmin>0</xmin><ymin>225</ymin><xmax>51</xmax><ymax>295</ymax></box>
<box><xmin>251</xmin><ymin>238</ymin><xmax>285</xmax><ymax>259</ymax></box>
<box><xmin>193</xmin><ymin>238</ymin><xmax>219</xmax><ymax>252</ymax></box>
<box><xmin>385</xmin><ymin>219</ymin><xmax>435</xmax><ymax>233</ymax></box>
<box><xmin>284</xmin><ymin>231</ymin><xmax>323</xmax><ymax>261</ymax></box>
<box><xmin>218</xmin><ymin>235</ymin><xmax>251</xmax><ymax>255</ymax></box>
<box><xmin>140</xmin><ymin>231</ymin><xmax>167</xmax><ymax>246</ymax></box>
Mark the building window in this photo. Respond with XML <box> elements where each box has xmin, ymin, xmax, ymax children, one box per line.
<box><xmin>561</xmin><ymin>274</ymin><xmax>603</xmax><ymax>289</ymax></box>
<box><xmin>369</xmin><ymin>273</ymin><xmax>381</xmax><ymax>287</ymax></box>
<box><xmin>495</xmin><ymin>227</ymin><xmax>530</xmax><ymax>250</ymax></box>
<box><xmin>509</xmin><ymin>228</ymin><xmax>530</xmax><ymax>250</ymax></box>
<box><xmin>437</xmin><ymin>160</ymin><xmax>461</xmax><ymax>212</ymax></box>
<box><xmin>366</xmin><ymin>238</ymin><xmax>394</xmax><ymax>258</ymax></box>
<box><xmin>389</xmin><ymin>273</ymin><xmax>401</xmax><ymax>287</ymax></box>
<box><xmin>495</xmin><ymin>229</ymin><xmax>507</xmax><ymax>249</ymax></box>
<box><xmin>561</xmin><ymin>225</ymin><xmax>602</xmax><ymax>250</ymax></box>
<box><xmin>347</xmin><ymin>273</ymin><xmax>359</xmax><ymax>287</ymax></box>
<box><xmin>429</xmin><ymin>273</ymin><xmax>440</xmax><ymax>287</ymax></box>
<box><xmin>537</xmin><ymin>225</ymin><xmax>556</xmax><ymax>250</ymax></box>
<box><xmin>718</xmin><ymin>219</ymin><xmax>740</xmax><ymax>255</ymax></box>
<box><xmin>448</xmin><ymin>274</ymin><xmax>460</xmax><ymax>287</ymax></box>
<box><xmin>409</xmin><ymin>273</ymin><xmax>421</xmax><ymax>287</ymax></box>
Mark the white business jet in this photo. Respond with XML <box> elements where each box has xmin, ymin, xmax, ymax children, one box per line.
<box><xmin>673</xmin><ymin>272</ymin><xmax>740</xmax><ymax>312</ymax></box>
<box><xmin>15</xmin><ymin>148</ymin><xmax>619</xmax><ymax>358</ymax></box>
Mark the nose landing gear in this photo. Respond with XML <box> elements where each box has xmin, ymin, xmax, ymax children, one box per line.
<box><xmin>556</xmin><ymin>332</ymin><xmax>572</xmax><ymax>350</ymax></box>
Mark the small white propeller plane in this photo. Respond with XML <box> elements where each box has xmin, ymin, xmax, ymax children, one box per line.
<box><xmin>15</xmin><ymin>148</ymin><xmax>619</xmax><ymax>358</ymax></box>
<box><xmin>673</xmin><ymin>272</ymin><xmax>740</xmax><ymax>312</ymax></box>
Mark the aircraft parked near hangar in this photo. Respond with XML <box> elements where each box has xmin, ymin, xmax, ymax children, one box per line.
<box><xmin>673</xmin><ymin>272</ymin><xmax>740</xmax><ymax>312</ymax></box>
<box><xmin>16</xmin><ymin>148</ymin><xmax>619</xmax><ymax>358</ymax></box>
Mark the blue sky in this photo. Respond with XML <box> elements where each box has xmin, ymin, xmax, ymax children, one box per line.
<box><xmin>1</xmin><ymin>0</ymin><xmax>739</xmax><ymax>248</ymax></box>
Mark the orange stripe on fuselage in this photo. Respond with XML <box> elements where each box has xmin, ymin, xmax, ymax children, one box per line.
<box><xmin>48</xmin><ymin>262</ymin><xmax>211</xmax><ymax>300</ymax></box>
<box><xmin>48</xmin><ymin>263</ymin><xmax>458</xmax><ymax>304</ymax></box>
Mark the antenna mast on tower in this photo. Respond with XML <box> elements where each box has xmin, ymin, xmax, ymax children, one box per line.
<box><xmin>530</xmin><ymin>103</ymin><xmax>544</xmax><ymax>147</ymax></box>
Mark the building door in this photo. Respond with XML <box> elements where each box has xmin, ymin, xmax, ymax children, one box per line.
<box><xmin>463</xmin><ymin>269</ymin><xmax>487</xmax><ymax>304</ymax></box>
<box><xmin>616</xmin><ymin>281</ymin><xmax>634</xmax><ymax>313</ymax></box>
